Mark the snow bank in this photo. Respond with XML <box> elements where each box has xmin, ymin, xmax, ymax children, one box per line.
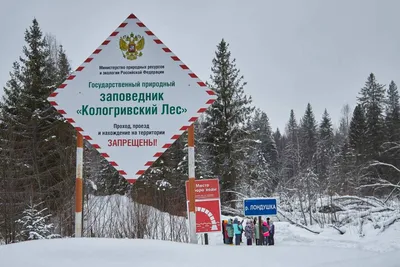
<box><xmin>216</xmin><ymin>215</ymin><xmax>400</xmax><ymax>253</ymax></box>
<box><xmin>0</xmin><ymin>237</ymin><xmax>398</xmax><ymax>267</ymax></box>
<box><xmin>82</xmin><ymin>194</ymin><xmax>400</xmax><ymax>250</ymax></box>
<box><xmin>84</xmin><ymin>194</ymin><xmax>189</xmax><ymax>242</ymax></box>
<box><xmin>275</xmin><ymin>221</ymin><xmax>400</xmax><ymax>253</ymax></box>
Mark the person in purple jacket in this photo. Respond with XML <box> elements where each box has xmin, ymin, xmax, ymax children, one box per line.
<box><xmin>244</xmin><ymin>219</ymin><xmax>254</xmax><ymax>245</ymax></box>
<box><xmin>267</xmin><ymin>217</ymin><xmax>275</xmax><ymax>245</ymax></box>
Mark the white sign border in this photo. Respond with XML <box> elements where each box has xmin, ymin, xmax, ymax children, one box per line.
<box><xmin>48</xmin><ymin>14</ymin><xmax>217</xmax><ymax>183</ymax></box>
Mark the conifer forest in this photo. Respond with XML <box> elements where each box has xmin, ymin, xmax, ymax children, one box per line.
<box><xmin>1</xmin><ymin>19</ymin><xmax>400</xmax><ymax>243</ymax></box>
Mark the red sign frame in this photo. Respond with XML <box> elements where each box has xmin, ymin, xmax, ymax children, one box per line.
<box><xmin>185</xmin><ymin>178</ymin><xmax>221</xmax><ymax>233</ymax></box>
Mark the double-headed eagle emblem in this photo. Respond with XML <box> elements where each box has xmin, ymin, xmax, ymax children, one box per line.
<box><xmin>119</xmin><ymin>33</ymin><xmax>145</xmax><ymax>60</ymax></box>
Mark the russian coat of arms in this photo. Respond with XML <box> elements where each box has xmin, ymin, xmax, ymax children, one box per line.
<box><xmin>119</xmin><ymin>33</ymin><xmax>145</xmax><ymax>60</ymax></box>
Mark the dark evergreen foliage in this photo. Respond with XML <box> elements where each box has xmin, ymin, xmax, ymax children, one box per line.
<box><xmin>2</xmin><ymin>19</ymin><xmax>400</xmax><ymax>241</ymax></box>
<box><xmin>349</xmin><ymin>104</ymin><xmax>367</xmax><ymax>165</ymax></box>
<box><xmin>357</xmin><ymin>73</ymin><xmax>386</xmax><ymax>161</ymax></box>
<box><xmin>200</xmin><ymin>39</ymin><xmax>254</xmax><ymax>207</ymax></box>
<box><xmin>299</xmin><ymin>103</ymin><xmax>318</xmax><ymax>171</ymax></box>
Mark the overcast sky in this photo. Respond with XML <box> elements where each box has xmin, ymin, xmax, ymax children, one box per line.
<box><xmin>1</xmin><ymin>0</ymin><xmax>400</xmax><ymax>131</ymax></box>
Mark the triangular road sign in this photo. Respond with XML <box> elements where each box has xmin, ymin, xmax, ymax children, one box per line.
<box><xmin>48</xmin><ymin>14</ymin><xmax>217</xmax><ymax>183</ymax></box>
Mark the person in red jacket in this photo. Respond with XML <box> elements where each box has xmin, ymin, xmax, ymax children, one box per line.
<box><xmin>222</xmin><ymin>220</ymin><xmax>229</xmax><ymax>244</ymax></box>
<box><xmin>262</xmin><ymin>221</ymin><xmax>270</xmax><ymax>245</ymax></box>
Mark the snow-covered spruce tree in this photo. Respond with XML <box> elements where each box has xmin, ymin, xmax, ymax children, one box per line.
<box><xmin>381</xmin><ymin>80</ymin><xmax>400</xmax><ymax>185</ymax></box>
<box><xmin>273</xmin><ymin>127</ymin><xmax>286</xmax><ymax>160</ymax></box>
<box><xmin>299</xmin><ymin>103</ymin><xmax>318</xmax><ymax>173</ymax></box>
<box><xmin>349</xmin><ymin>104</ymin><xmax>367</xmax><ymax>165</ymax></box>
<box><xmin>295</xmin><ymin>104</ymin><xmax>319</xmax><ymax>224</ymax></box>
<box><xmin>55</xmin><ymin>45</ymin><xmax>71</xmax><ymax>86</ymax></box>
<box><xmin>385</xmin><ymin>81</ymin><xmax>400</xmax><ymax>142</ymax></box>
<box><xmin>355</xmin><ymin>74</ymin><xmax>387</xmax><ymax>195</ymax></box>
<box><xmin>49</xmin><ymin>44</ymin><xmax>78</xmax><ymax>237</ymax></box>
<box><xmin>357</xmin><ymin>73</ymin><xmax>386</xmax><ymax>161</ymax></box>
<box><xmin>315</xmin><ymin>109</ymin><xmax>335</xmax><ymax>183</ymax></box>
<box><xmin>194</xmin><ymin>118</ymin><xmax>214</xmax><ymax>179</ymax></box>
<box><xmin>272</xmin><ymin>128</ymin><xmax>286</xmax><ymax>188</ymax></box>
<box><xmin>0</xmin><ymin>19</ymin><xmax>77</xmax><ymax>239</ymax></box>
<box><xmin>329</xmin><ymin>138</ymin><xmax>358</xmax><ymax>195</ymax></box>
<box><xmin>176</xmin><ymin>119</ymin><xmax>214</xmax><ymax>181</ymax></box>
<box><xmin>280</xmin><ymin>109</ymin><xmax>301</xmax><ymax>188</ymax></box>
<box><xmin>334</xmin><ymin>104</ymin><xmax>351</xmax><ymax>146</ymax></box>
<box><xmin>364</xmin><ymin>79</ymin><xmax>400</xmax><ymax>196</ymax></box>
<box><xmin>0</xmin><ymin>60</ymin><xmax>26</xmax><ymax>243</ymax></box>
<box><xmin>243</xmin><ymin>109</ymin><xmax>278</xmax><ymax>196</ymax></box>
<box><xmin>251</xmin><ymin>109</ymin><xmax>278</xmax><ymax>167</ymax></box>
<box><xmin>168</xmin><ymin>130</ymin><xmax>189</xmax><ymax>198</ymax></box>
<box><xmin>201</xmin><ymin>39</ymin><xmax>254</xmax><ymax>207</ymax></box>
<box><xmin>15</xmin><ymin>202</ymin><xmax>60</xmax><ymax>241</ymax></box>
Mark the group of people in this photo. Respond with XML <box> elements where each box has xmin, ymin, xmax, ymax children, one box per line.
<box><xmin>222</xmin><ymin>217</ymin><xmax>275</xmax><ymax>246</ymax></box>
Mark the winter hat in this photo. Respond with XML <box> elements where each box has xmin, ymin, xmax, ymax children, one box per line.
<box><xmin>263</xmin><ymin>221</ymin><xmax>267</xmax><ymax>226</ymax></box>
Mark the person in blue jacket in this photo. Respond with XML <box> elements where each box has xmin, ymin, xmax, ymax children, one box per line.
<box><xmin>232</xmin><ymin>218</ymin><xmax>243</xmax><ymax>245</ymax></box>
<box><xmin>226</xmin><ymin>219</ymin><xmax>234</xmax><ymax>245</ymax></box>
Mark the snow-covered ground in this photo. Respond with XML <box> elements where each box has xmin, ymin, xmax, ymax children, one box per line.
<box><xmin>2</xmin><ymin>219</ymin><xmax>399</xmax><ymax>266</ymax></box>
<box><xmin>2</xmin><ymin>194</ymin><xmax>398</xmax><ymax>266</ymax></box>
<box><xmin>203</xmin><ymin>219</ymin><xmax>400</xmax><ymax>252</ymax></box>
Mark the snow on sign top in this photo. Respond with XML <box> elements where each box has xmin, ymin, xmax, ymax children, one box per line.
<box><xmin>47</xmin><ymin>14</ymin><xmax>217</xmax><ymax>183</ymax></box>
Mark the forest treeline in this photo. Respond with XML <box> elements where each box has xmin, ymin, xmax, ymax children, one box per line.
<box><xmin>1</xmin><ymin>19</ymin><xmax>399</xmax><ymax>243</ymax></box>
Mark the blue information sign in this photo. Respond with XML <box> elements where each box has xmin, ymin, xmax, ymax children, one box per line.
<box><xmin>243</xmin><ymin>198</ymin><xmax>277</xmax><ymax>216</ymax></box>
